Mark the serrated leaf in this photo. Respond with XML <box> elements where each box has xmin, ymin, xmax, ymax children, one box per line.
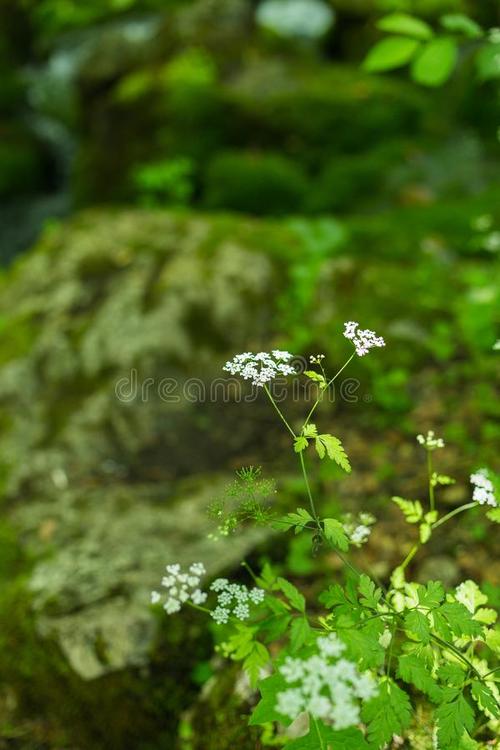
<box><xmin>471</xmin><ymin>680</ymin><xmax>500</xmax><ymax>720</ymax></box>
<box><xmin>249</xmin><ymin>672</ymin><xmax>290</xmax><ymax>726</ymax></box>
<box><xmin>275</xmin><ymin>577</ymin><xmax>305</xmax><ymax>613</ymax></box>
<box><xmin>281</xmin><ymin>507</ymin><xmax>314</xmax><ymax>534</ymax></box>
<box><xmin>473</xmin><ymin>607</ymin><xmax>497</xmax><ymax>625</ymax></box>
<box><xmin>440</xmin><ymin>13</ymin><xmax>482</xmax><ymax>39</ymax></box>
<box><xmin>438</xmin><ymin>602</ymin><xmax>484</xmax><ymax>638</ymax></box>
<box><xmin>287</xmin><ymin>723</ymin><xmax>370</xmax><ymax>750</ymax></box>
<box><xmin>342</xmin><ymin>626</ymin><xmax>385</xmax><ymax>669</ymax></box>
<box><xmin>397</xmin><ymin>653</ymin><xmax>442</xmax><ymax>702</ymax></box>
<box><xmin>304</xmin><ymin>372</ymin><xmax>326</xmax><ymax>390</ymax></box>
<box><xmin>436</xmin><ymin>694</ymin><xmax>475</xmax><ymax>750</ymax></box>
<box><xmin>259</xmin><ymin>613</ymin><xmax>292</xmax><ymax>642</ymax></box>
<box><xmin>486</xmin><ymin>506</ymin><xmax>500</xmax><ymax>523</ymax></box>
<box><xmin>377</xmin><ymin>13</ymin><xmax>433</xmax><ymax>40</ymax></box>
<box><xmin>289</xmin><ymin>616</ymin><xmax>312</xmax><ymax>653</ymax></box>
<box><xmin>364</xmin><ymin>36</ymin><xmax>421</xmax><ymax>72</ymax></box>
<box><xmin>316</xmin><ymin>434</ymin><xmax>351</xmax><ymax>472</ymax></box>
<box><xmin>405</xmin><ymin>609</ymin><xmax>431</xmax><ymax>644</ymax></box>
<box><xmin>243</xmin><ymin>641</ymin><xmax>270</xmax><ymax>687</ymax></box>
<box><xmin>363</xmin><ymin>679</ymin><xmax>412</xmax><ymax>746</ymax></box>
<box><xmin>294</xmin><ymin>436</ymin><xmax>309</xmax><ymax>453</ymax></box>
<box><xmin>418</xmin><ymin>580</ymin><xmax>445</xmax><ymax>609</ymax></box>
<box><xmin>437</xmin><ymin>663</ymin><xmax>467</xmax><ymax>688</ymax></box>
<box><xmin>455</xmin><ymin>580</ymin><xmax>488</xmax><ymax>614</ymax></box>
<box><xmin>411</xmin><ymin>36</ymin><xmax>458</xmax><ymax>86</ymax></box>
<box><xmin>358</xmin><ymin>574</ymin><xmax>382</xmax><ymax>609</ymax></box>
<box><xmin>392</xmin><ymin>496</ymin><xmax>423</xmax><ymax>523</ymax></box>
<box><xmin>302</xmin><ymin>422</ymin><xmax>318</xmax><ymax>437</ymax></box>
<box><xmin>323</xmin><ymin>518</ymin><xmax>349</xmax><ymax>551</ymax></box>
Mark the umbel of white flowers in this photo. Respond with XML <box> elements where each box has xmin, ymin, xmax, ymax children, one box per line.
<box><xmin>343</xmin><ymin>321</ymin><xmax>385</xmax><ymax>357</ymax></box>
<box><xmin>416</xmin><ymin>430</ymin><xmax>445</xmax><ymax>450</ymax></box>
<box><xmin>470</xmin><ymin>469</ymin><xmax>497</xmax><ymax>507</ymax></box>
<box><xmin>223</xmin><ymin>350</ymin><xmax>296</xmax><ymax>387</ymax></box>
<box><xmin>275</xmin><ymin>634</ymin><xmax>377</xmax><ymax>729</ymax></box>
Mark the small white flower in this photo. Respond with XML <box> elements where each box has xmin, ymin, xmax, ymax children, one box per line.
<box><xmin>211</xmin><ymin>606</ymin><xmax>230</xmax><ymax>625</ymax></box>
<box><xmin>164</xmin><ymin>598</ymin><xmax>181</xmax><ymax>614</ymax></box>
<box><xmin>187</xmin><ymin>576</ymin><xmax>200</xmax><ymax>587</ymax></box>
<box><xmin>166</xmin><ymin>564</ymin><xmax>181</xmax><ymax>575</ymax></box>
<box><xmin>178</xmin><ymin>588</ymin><xmax>190</xmax><ymax>603</ymax></box>
<box><xmin>191</xmin><ymin>589</ymin><xmax>207</xmax><ymax>605</ymax></box>
<box><xmin>161</xmin><ymin>575</ymin><xmax>176</xmax><ymax>587</ymax></box>
<box><xmin>234</xmin><ymin>603</ymin><xmax>250</xmax><ymax>621</ymax></box>
<box><xmin>189</xmin><ymin>562</ymin><xmax>206</xmax><ymax>576</ymax></box>
<box><xmin>470</xmin><ymin>469</ymin><xmax>497</xmax><ymax>507</ymax></box>
<box><xmin>317</xmin><ymin>634</ymin><xmax>345</xmax><ymax>658</ymax></box>
<box><xmin>416</xmin><ymin>430</ymin><xmax>445</xmax><ymax>450</ymax></box>
<box><xmin>249</xmin><ymin>587</ymin><xmax>265</xmax><ymax>604</ymax></box>
<box><xmin>280</xmin><ymin>656</ymin><xmax>306</xmax><ymax>683</ymax></box>
<box><xmin>276</xmin><ymin>688</ymin><xmax>305</xmax><ymax>719</ymax></box>
<box><xmin>210</xmin><ymin>578</ymin><xmax>229</xmax><ymax>592</ymax></box>
<box><xmin>151</xmin><ymin>590</ymin><xmax>161</xmax><ymax>604</ymax></box>
<box><xmin>343</xmin><ymin>321</ymin><xmax>385</xmax><ymax>357</ymax></box>
<box><xmin>349</xmin><ymin>524</ymin><xmax>371</xmax><ymax>546</ymax></box>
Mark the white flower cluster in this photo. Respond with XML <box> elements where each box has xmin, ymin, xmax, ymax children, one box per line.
<box><xmin>275</xmin><ymin>634</ymin><xmax>378</xmax><ymax>728</ymax></box>
<box><xmin>416</xmin><ymin>430</ymin><xmax>445</xmax><ymax>450</ymax></box>
<box><xmin>342</xmin><ymin>512</ymin><xmax>375</xmax><ymax>548</ymax></box>
<box><xmin>209</xmin><ymin>578</ymin><xmax>265</xmax><ymax>624</ymax></box>
<box><xmin>151</xmin><ymin>562</ymin><xmax>207</xmax><ymax>614</ymax></box>
<box><xmin>343</xmin><ymin>321</ymin><xmax>385</xmax><ymax>357</ymax></box>
<box><xmin>470</xmin><ymin>469</ymin><xmax>497</xmax><ymax>508</ymax></box>
<box><xmin>223</xmin><ymin>351</ymin><xmax>297</xmax><ymax>387</ymax></box>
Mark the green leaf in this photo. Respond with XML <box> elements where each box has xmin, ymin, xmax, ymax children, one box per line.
<box><xmin>471</xmin><ymin>680</ymin><xmax>500</xmax><ymax>720</ymax></box>
<box><xmin>316</xmin><ymin>434</ymin><xmax>351</xmax><ymax>472</ymax></box>
<box><xmin>304</xmin><ymin>372</ymin><xmax>327</xmax><ymax>390</ymax></box>
<box><xmin>287</xmin><ymin>722</ymin><xmax>370</xmax><ymax>750</ymax></box>
<box><xmin>294</xmin><ymin>436</ymin><xmax>309</xmax><ymax>453</ymax></box>
<box><xmin>275</xmin><ymin>577</ymin><xmax>305</xmax><ymax>613</ymax></box>
<box><xmin>455</xmin><ymin>580</ymin><xmax>488</xmax><ymax>614</ymax></box>
<box><xmin>418</xmin><ymin>580</ymin><xmax>445</xmax><ymax>609</ymax></box>
<box><xmin>392</xmin><ymin>496</ymin><xmax>423</xmax><ymax>523</ymax></box>
<box><xmin>249</xmin><ymin>672</ymin><xmax>290</xmax><ymax>726</ymax></box>
<box><xmin>436</xmin><ymin>694</ymin><xmax>475</xmax><ymax>750</ymax></box>
<box><xmin>342</xmin><ymin>626</ymin><xmax>385</xmax><ymax>669</ymax></box>
<box><xmin>486</xmin><ymin>506</ymin><xmax>500</xmax><ymax>523</ymax></box>
<box><xmin>362</xmin><ymin>678</ymin><xmax>412</xmax><ymax>747</ymax></box>
<box><xmin>358</xmin><ymin>575</ymin><xmax>382</xmax><ymax>609</ymax></box>
<box><xmin>302</xmin><ymin>422</ymin><xmax>318</xmax><ymax>437</ymax></box>
<box><xmin>476</xmin><ymin>42</ymin><xmax>500</xmax><ymax>81</ymax></box>
<box><xmin>377</xmin><ymin>13</ymin><xmax>433</xmax><ymax>40</ymax></box>
<box><xmin>397</xmin><ymin>653</ymin><xmax>442</xmax><ymax>702</ymax></box>
<box><xmin>438</xmin><ymin>602</ymin><xmax>483</xmax><ymax>638</ymax></box>
<box><xmin>419</xmin><ymin>522</ymin><xmax>432</xmax><ymax>543</ymax></box>
<box><xmin>405</xmin><ymin>609</ymin><xmax>431</xmax><ymax>644</ymax></box>
<box><xmin>243</xmin><ymin>641</ymin><xmax>270</xmax><ymax>688</ymax></box>
<box><xmin>440</xmin><ymin>13</ymin><xmax>482</xmax><ymax>39</ymax></box>
<box><xmin>437</xmin><ymin>663</ymin><xmax>467</xmax><ymax>688</ymax></box>
<box><xmin>281</xmin><ymin>507</ymin><xmax>314</xmax><ymax>534</ymax></box>
<box><xmin>364</xmin><ymin>36</ymin><xmax>421</xmax><ymax>72</ymax></box>
<box><xmin>323</xmin><ymin>518</ymin><xmax>349</xmax><ymax>551</ymax></box>
<box><xmin>289</xmin><ymin>616</ymin><xmax>312</xmax><ymax>653</ymax></box>
<box><xmin>411</xmin><ymin>37</ymin><xmax>458</xmax><ymax>86</ymax></box>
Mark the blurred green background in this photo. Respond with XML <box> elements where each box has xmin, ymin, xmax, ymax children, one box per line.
<box><xmin>0</xmin><ymin>0</ymin><xmax>499</xmax><ymax>747</ymax></box>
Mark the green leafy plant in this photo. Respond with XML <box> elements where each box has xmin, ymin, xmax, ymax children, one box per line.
<box><xmin>151</xmin><ymin>323</ymin><xmax>499</xmax><ymax>748</ymax></box>
<box><xmin>364</xmin><ymin>12</ymin><xmax>500</xmax><ymax>86</ymax></box>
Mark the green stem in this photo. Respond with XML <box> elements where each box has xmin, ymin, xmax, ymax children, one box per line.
<box><xmin>303</xmin><ymin>353</ymin><xmax>355</xmax><ymax>428</ymax></box>
<box><xmin>400</xmin><ymin>543</ymin><xmax>420</xmax><ymax>572</ymax></box>
<box><xmin>427</xmin><ymin>450</ymin><xmax>435</xmax><ymax>512</ymax></box>
<box><xmin>263</xmin><ymin>384</ymin><xmax>296</xmax><ymax>438</ymax></box>
<box><xmin>299</xmin><ymin>451</ymin><xmax>319</xmax><ymax>525</ymax></box>
<box><xmin>432</xmin><ymin>502</ymin><xmax>477</xmax><ymax>530</ymax></box>
<box><xmin>311</xmin><ymin>716</ymin><xmax>327</xmax><ymax>750</ymax></box>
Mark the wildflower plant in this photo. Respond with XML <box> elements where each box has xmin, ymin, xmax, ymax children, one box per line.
<box><xmin>152</xmin><ymin>322</ymin><xmax>499</xmax><ymax>748</ymax></box>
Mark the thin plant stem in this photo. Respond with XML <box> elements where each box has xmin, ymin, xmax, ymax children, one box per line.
<box><xmin>303</xmin><ymin>353</ymin><xmax>355</xmax><ymax>428</ymax></box>
<box><xmin>263</xmin><ymin>384</ymin><xmax>296</xmax><ymax>438</ymax></box>
<box><xmin>311</xmin><ymin>716</ymin><xmax>327</xmax><ymax>749</ymax></box>
<box><xmin>427</xmin><ymin>450</ymin><xmax>435</xmax><ymax>512</ymax></box>
<box><xmin>400</xmin><ymin>543</ymin><xmax>420</xmax><ymax>572</ymax></box>
<box><xmin>432</xmin><ymin>502</ymin><xmax>477</xmax><ymax>530</ymax></box>
<box><xmin>299</xmin><ymin>451</ymin><xmax>319</xmax><ymax>525</ymax></box>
